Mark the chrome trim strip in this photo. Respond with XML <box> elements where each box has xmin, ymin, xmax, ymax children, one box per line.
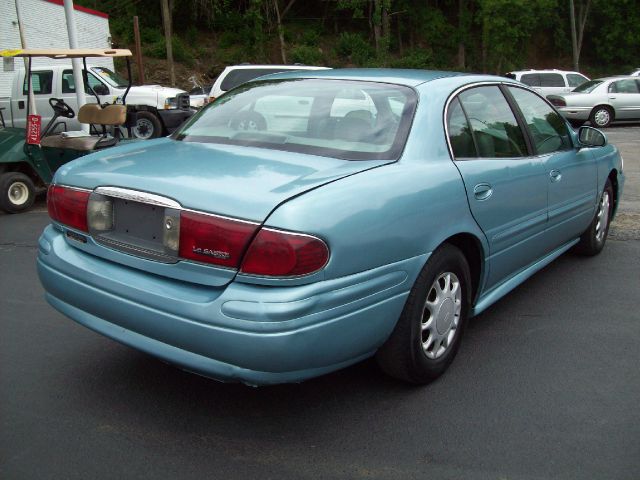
<box><xmin>56</xmin><ymin>184</ymin><xmax>92</xmax><ymax>193</ymax></box>
<box><xmin>94</xmin><ymin>186</ymin><xmax>182</xmax><ymax>209</ymax></box>
<box><xmin>181</xmin><ymin>208</ymin><xmax>260</xmax><ymax>226</ymax></box>
<box><xmin>94</xmin><ymin>236</ymin><xmax>178</xmax><ymax>264</ymax></box>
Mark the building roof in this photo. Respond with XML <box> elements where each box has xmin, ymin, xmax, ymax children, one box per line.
<box><xmin>43</xmin><ymin>0</ymin><xmax>108</xmax><ymax>19</ymax></box>
<box><xmin>0</xmin><ymin>48</ymin><xmax>131</xmax><ymax>59</ymax></box>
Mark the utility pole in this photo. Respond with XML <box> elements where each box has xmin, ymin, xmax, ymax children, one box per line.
<box><xmin>160</xmin><ymin>0</ymin><xmax>175</xmax><ymax>86</ymax></box>
<box><xmin>14</xmin><ymin>0</ymin><xmax>36</xmax><ymax>114</ymax></box>
<box><xmin>63</xmin><ymin>0</ymin><xmax>89</xmax><ymax>132</ymax></box>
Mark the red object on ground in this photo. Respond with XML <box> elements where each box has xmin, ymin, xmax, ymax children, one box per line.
<box><xmin>26</xmin><ymin>115</ymin><xmax>41</xmax><ymax>145</ymax></box>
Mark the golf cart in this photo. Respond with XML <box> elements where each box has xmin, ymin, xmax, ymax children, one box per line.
<box><xmin>0</xmin><ymin>48</ymin><xmax>139</xmax><ymax>213</ymax></box>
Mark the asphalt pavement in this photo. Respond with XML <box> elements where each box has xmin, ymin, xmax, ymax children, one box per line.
<box><xmin>1</xmin><ymin>126</ymin><xmax>639</xmax><ymax>479</ymax></box>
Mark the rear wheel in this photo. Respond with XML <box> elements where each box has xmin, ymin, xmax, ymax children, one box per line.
<box><xmin>0</xmin><ymin>172</ymin><xmax>36</xmax><ymax>213</ymax></box>
<box><xmin>376</xmin><ymin>244</ymin><xmax>471</xmax><ymax>384</ymax></box>
<box><xmin>575</xmin><ymin>178</ymin><xmax>614</xmax><ymax>256</ymax></box>
<box><xmin>589</xmin><ymin>106</ymin><xmax>614</xmax><ymax>128</ymax></box>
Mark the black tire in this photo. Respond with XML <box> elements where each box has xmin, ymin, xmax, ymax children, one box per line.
<box><xmin>0</xmin><ymin>172</ymin><xmax>36</xmax><ymax>214</ymax></box>
<box><xmin>376</xmin><ymin>244</ymin><xmax>472</xmax><ymax>384</ymax></box>
<box><xmin>132</xmin><ymin>111</ymin><xmax>163</xmax><ymax>139</ymax></box>
<box><xmin>589</xmin><ymin>105</ymin><xmax>614</xmax><ymax>128</ymax></box>
<box><xmin>575</xmin><ymin>178</ymin><xmax>614</xmax><ymax>256</ymax></box>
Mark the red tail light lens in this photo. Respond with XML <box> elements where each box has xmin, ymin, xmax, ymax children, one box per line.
<box><xmin>548</xmin><ymin>96</ymin><xmax>566</xmax><ymax>107</ymax></box>
<box><xmin>179</xmin><ymin>211</ymin><xmax>258</xmax><ymax>268</ymax></box>
<box><xmin>47</xmin><ymin>185</ymin><xmax>90</xmax><ymax>232</ymax></box>
<box><xmin>241</xmin><ymin>229</ymin><xmax>329</xmax><ymax>277</ymax></box>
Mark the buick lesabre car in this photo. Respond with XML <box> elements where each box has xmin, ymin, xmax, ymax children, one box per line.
<box><xmin>38</xmin><ymin>69</ymin><xmax>624</xmax><ymax>386</ymax></box>
<box><xmin>548</xmin><ymin>76</ymin><xmax>640</xmax><ymax>128</ymax></box>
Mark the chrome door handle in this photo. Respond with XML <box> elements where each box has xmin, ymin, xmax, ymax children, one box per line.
<box><xmin>473</xmin><ymin>183</ymin><xmax>493</xmax><ymax>200</ymax></box>
<box><xmin>549</xmin><ymin>169</ymin><xmax>562</xmax><ymax>182</ymax></box>
<box><xmin>609</xmin><ymin>97</ymin><xmax>616</xmax><ymax>100</ymax></box>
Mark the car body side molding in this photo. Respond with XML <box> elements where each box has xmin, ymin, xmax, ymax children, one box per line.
<box><xmin>472</xmin><ymin>237</ymin><xmax>579</xmax><ymax>316</ymax></box>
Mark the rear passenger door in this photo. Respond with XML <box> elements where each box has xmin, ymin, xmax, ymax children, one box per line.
<box><xmin>12</xmin><ymin>70</ymin><xmax>54</xmax><ymax>128</ymax></box>
<box><xmin>447</xmin><ymin>85</ymin><xmax>549</xmax><ymax>291</ymax></box>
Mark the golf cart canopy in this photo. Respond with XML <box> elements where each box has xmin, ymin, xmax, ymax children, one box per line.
<box><xmin>0</xmin><ymin>48</ymin><xmax>132</xmax><ymax>58</ymax></box>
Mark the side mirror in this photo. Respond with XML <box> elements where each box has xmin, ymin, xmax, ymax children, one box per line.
<box><xmin>93</xmin><ymin>84</ymin><xmax>109</xmax><ymax>96</ymax></box>
<box><xmin>578</xmin><ymin>126</ymin><xmax>606</xmax><ymax>147</ymax></box>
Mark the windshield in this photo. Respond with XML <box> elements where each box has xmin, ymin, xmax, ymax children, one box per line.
<box><xmin>572</xmin><ymin>80</ymin><xmax>603</xmax><ymax>93</ymax></box>
<box><xmin>174</xmin><ymin>79</ymin><xmax>417</xmax><ymax>161</ymax></box>
<box><xmin>91</xmin><ymin>67</ymin><xmax>128</xmax><ymax>88</ymax></box>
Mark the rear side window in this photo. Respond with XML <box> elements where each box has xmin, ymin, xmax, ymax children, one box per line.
<box><xmin>520</xmin><ymin>74</ymin><xmax>539</xmax><ymax>86</ymax></box>
<box><xmin>447</xmin><ymin>98</ymin><xmax>476</xmax><ymax>158</ymax></box>
<box><xmin>220</xmin><ymin>68</ymin><xmax>289</xmax><ymax>92</ymax></box>
<box><xmin>538</xmin><ymin>73</ymin><xmax>564</xmax><ymax>87</ymax></box>
<box><xmin>609</xmin><ymin>79</ymin><xmax>640</xmax><ymax>94</ymax></box>
<box><xmin>567</xmin><ymin>73</ymin><xmax>588</xmax><ymax>87</ymax></box>
<box><xmin>456</xmin><ymin>86</ymin><xmax>527</xmax><ymax>158</ymax></box>
<box><xmin>23</xmin><ymin>71</ymin><xmax>53</xmax><ymax>95</ymax></box>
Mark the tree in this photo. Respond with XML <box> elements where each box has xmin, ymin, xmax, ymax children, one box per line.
<box><xmin>569</xmin><ymin>0</ymin><xmax>591</xmax><ymax>70</ymax></box>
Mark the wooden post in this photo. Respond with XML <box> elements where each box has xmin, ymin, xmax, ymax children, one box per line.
<box><xmin>133</xmin><ymin>16</ymin><xmax>145</xmax><ymax>85</ymax></box>
<box><xmin>569</xmin><ymin>0</ymin><xmax>578</xmax><ymax>71</ymax></box>
<box><xmin>161</xmin><ymin>0</ymin><xmax>175</xmax><ymax>86</ymax></box>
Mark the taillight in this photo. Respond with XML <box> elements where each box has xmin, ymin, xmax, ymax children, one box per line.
<box><xmin>47</xmin><ymin>185</ymin><xmax>90</xmax><ymax>232</ymax></box>
<box><xmin>240</xmin><ymin>228</ymin><xmax>329</xmax><ymax>277</ymax></box>
<box><xmin>178</xmin><ymin>211</ymin><xmax>258</xmax><ymax>268</ymax></box>
<box><xmin>548</xmin><ymin>96</ymin><xmax>566</xmax><ymax>107</ymax></box>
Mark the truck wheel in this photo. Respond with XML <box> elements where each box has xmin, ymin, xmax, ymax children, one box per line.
<box><xmin>0</xmin><ymin>172</ymin><xmax>36</xmax><ymax>213</ymax></box>
<box><xmin>132</xmin><ymin>111</ymin><xmax>163</xmax><ymax>139</ymax></box>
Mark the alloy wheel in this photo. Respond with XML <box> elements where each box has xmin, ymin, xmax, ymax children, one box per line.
<box><xmin>421</xmin><ymin>272</ymin><xmax>462</xmax><ymax>359</ymax></box>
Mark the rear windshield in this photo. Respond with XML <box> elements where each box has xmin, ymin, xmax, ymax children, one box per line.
<box><xmin>174</xmin><ymin>79</ymin><xmax>417</xmax><ymax>161</ymax></box>
<box><xmin>573</xmin><ymin>80</ymin><xmax>603</xmax><ymax>93</ymax></box>
<box><xmin>220</xmin><ymin>68</ymin><xmax>291</xmax><ymax>92</ymax></box>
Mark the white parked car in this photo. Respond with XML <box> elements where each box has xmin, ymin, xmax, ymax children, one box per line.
<box><xmin>630</xmin><ymin>68</ymin><xmax>640</xmax><ymax>76</ymax></box>
<box><xmin>208</xmin><ymin>64</ymin><xmax>330</xmax><ymax>102</ymax></box>
<box><xmin>505</xmin><ymin>69</ymin><xmax>590</xmax><ymax>97</ymax></box>
<box><xmin>547</xmin><ymin>76</ymin><xmax>640</xmax><ymax>128</ymax></box>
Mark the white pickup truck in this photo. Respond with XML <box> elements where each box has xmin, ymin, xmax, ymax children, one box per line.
<box><xmin>0</xmin><ymin>65</ymin><xmax>194</xmax><ymax>138</ymax></box>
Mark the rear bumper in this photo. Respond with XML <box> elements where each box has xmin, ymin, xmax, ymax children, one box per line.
<box><xmin>37</xmin><ymin>225</ymin><xmax>425</xmax><ymax>385</ymax></box>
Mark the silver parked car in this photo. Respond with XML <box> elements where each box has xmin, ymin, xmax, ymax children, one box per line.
<box><xmin>547</xmin><ymin>76</ymin><xmax>640</xmax><ymax>128</ymax></box>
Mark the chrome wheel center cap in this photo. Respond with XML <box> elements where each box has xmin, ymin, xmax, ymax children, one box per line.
<box><xmin>436</xmin><ymin>297</ymin><xmax>455</xmax><ymax>335</ymax></box>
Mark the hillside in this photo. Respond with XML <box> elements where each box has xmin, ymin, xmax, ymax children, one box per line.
<box><xmin>86</xmin><ymin>0</ymin><xmax>640</xmax><ymax>90</ymax></box>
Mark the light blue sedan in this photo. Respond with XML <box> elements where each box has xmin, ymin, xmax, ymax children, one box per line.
<box><xmin>37</xmin><ymin>69</ymin><xmax>624</xmax><ymax>385</ymax></box>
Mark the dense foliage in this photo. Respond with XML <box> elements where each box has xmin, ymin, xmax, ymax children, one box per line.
<box><xmin>78</xmin><ymin>0</ymin><xmax>639</xmax><ymax>80</ymax></box>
